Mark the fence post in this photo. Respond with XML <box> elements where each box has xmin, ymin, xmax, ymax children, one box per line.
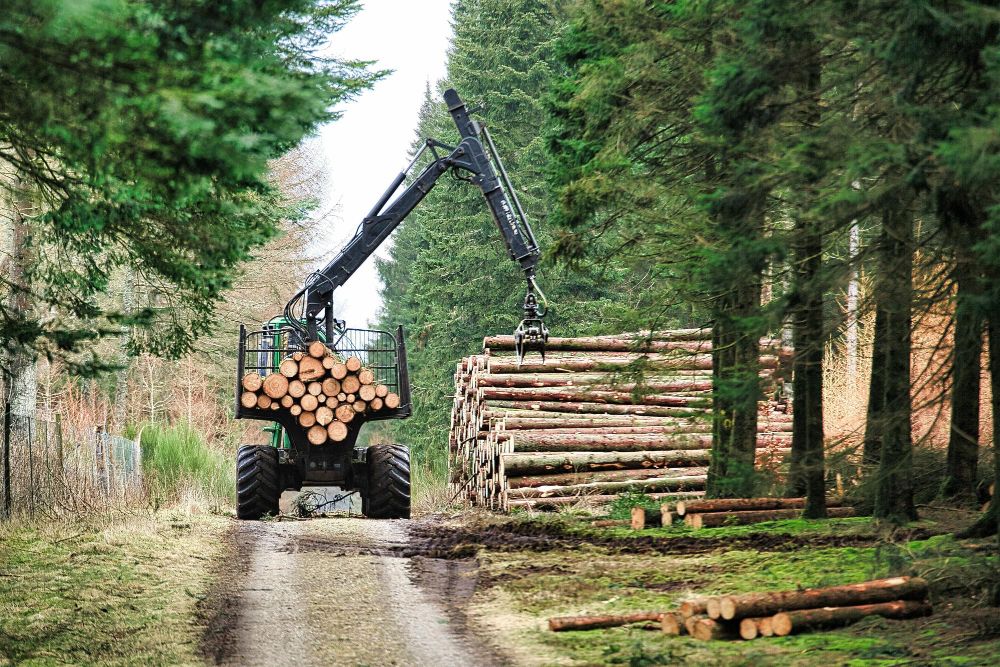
<box><xmin>3</xmin><ymin>402</ymin><xmax>10</xmax><ymax>518</ymax></box>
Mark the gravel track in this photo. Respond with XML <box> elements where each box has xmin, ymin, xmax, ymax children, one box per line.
<box><xmin>205</xmin><ymin>517</ymin><xmax>499</xmax><ymax>667</ymax></box>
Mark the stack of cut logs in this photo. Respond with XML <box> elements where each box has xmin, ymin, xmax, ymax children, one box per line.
<box><xmin>240</xmin><ymin>340</ymin><xmax>400</xmax><ymax>446</ymax></box>
<box><xmin>449</xmin><ymin>330</ymin><xmax>792</xmax><ymax>511</ymax></box>
<box><xmin>629</xmin><ymin>496</ymin><xmax>857</xmax><ymax>530</ymax></box>
<box><xmin>549</xmin><ymin>576</ymin><xmax>932</xmax><ymax>639</ymax></box>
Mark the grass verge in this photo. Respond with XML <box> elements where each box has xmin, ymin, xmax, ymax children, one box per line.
<box><xmin>465</xmin><ymin>513</ymin><xmax>1000</xmax><ymax>666</ymax></box>
<box><xmin>0</xmin><ymin>511</ymin><xmax>229</xmax><ymax>666</ymax></box>
<box><xmin>139</xmin><ymin>422</ymin><xmax>234</xmax><ymax>507</ymax></box>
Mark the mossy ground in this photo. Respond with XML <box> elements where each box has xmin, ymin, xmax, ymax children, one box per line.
<box><xmin>469</xmin><ymin>512</ymin><xmax>1000</xmax><ymax>666</ymax></box>
<box><xmin>0</xmin><ymin>511</ymin><xmax>229</xmax><ymax>666</ymax></box>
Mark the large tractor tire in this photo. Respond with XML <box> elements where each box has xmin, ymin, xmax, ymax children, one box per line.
<box><xmin>362</xmin><ymin>444</ymin><xmax>411</xmax><ymax>519</ymax></box>
<box><xmin>236</xmin><ymin>445</ymin><xmax>280</xmax><ymax>520</ymax></box>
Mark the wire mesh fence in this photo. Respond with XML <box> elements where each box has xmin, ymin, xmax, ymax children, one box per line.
<box><xmin>1</xmin><ymin>402</ymin><xmax>144</xmax><ymax>519</ymax></box>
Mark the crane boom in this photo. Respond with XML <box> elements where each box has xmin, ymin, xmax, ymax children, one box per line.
<box><xmin>285</xmin><ymin>88</ymin><xmax>548</xmax><ymax>360</ymax></box>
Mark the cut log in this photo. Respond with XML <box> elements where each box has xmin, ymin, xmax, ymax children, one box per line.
<box><xmin>288</xmin><ymin>380</ymin><xmax>306</xmax><ymax>398</ymax></box>
<box><xmin>346</xmin><ymin>393</ymin><xmax>355</xmax><ymax>403</ymax></box>
<box><xmin>279</xmin><ymin>358</ymin><xmax>298</xmax><ymax>378</ymax></box>
<box><xmin>548</xmin><ymin>612</ymin><xmax>663</xmax><ymax>632</ymax></box>
<box><xmin>290</xmin><ymin>404</ymin><xmax>302</xmax><ymax>416</ymax></box>
<box><xmin>352</xmin><ymin>400</ymin><xmax>367</xmax><ymax>413</ymax></box>
<box><xmin>757</xmin><ymin>617</ymin><xmax>774</xmax><ymax>637</ymax></box>
<box><xmin>261</xmin><ymin>374</ymin><xmax>288</xmax><ymax>399</ymax></box>
<box><xmin>292</xmin><ymin>351</ymin><xmax>304</xmax><ymax>362</ymax></box>
<box><xmin>307</xmin><ymin>425</ymin><xmax>328</xmax><ymax>445</ymax></box>
<box><xmin>385</xmin><ymin>392</ymin><xmax>400</xmax><ymax>409</ymax></box>
<box><xmin>686</xmin><ymin>506</ymin><xmax>856</xmax><ymax>530</ymax></box>
<box><xmin>739</xmin><ymin>618</ymin><xmax>765</xmax><ymax>640</ymax></box>
<box><xmin>506</xmin><ymin>490</ymin><xmax>705</xmax><ymax>509</ymax></box>
<box><xmin>322</xmin><ymin>356</ymin><xmax>336</xmax><ymax>370</ymax></box>
<box><xmin>342</xmin><ymin>375</ymin><xmax>361</xmax><ymax>394</ymax></box>
<box><xmin>631</xmin><ymin>507</ymin><xmax>664</xmax><ymax>530</ymax></box>
<box><xmin>240</xmin><ymin>391</ymin><xmax>258</xmax><ymax>409</ymax></box>
<box><xmin>375</xmin><ymin>384</ymin><xmax>389</xmax><ymax>398</ymax></box>
<box><xmin>660</xmin><ymin>612</ymin><xmax>686</xmax><ymax>636</ymax></box>
<box><xmin>718</xmin><ymin>576</ymin><xmax>929</xmax><ymax>621</ymax></box>
<box><xmin>280</xmin><ymin>395</ymin><xmax>294</xmax><ymax>408</ymax></box>
<box><xmin>298</xmin><ymin>357</ymin><xmax>324</xmax><ymax>382</ymax></box>
<box><xmin>256</xmin><ymin>394</ymin><xmax>272</xmax><ymax>410</ymax></box>
<box><xmin>506</xmin><ymin>474</ymin><xmax>706</xmax><ymax>498</ymax></box>
<box><xmin>358</xmin><ymin>369</ymin><xmax>375</xmax><ymax>385</ymax></box>
<box><xmin>692</xmin><ymin>618</ymin><xmax>738</xmax><ymax>641</ymax></box>
<box><xmin>335</xmin><ymin>404</ymin><xmax>355</xmax><ymax>423</ymax></box>
<box><xmin>322</xmin><ymin>378</ymin><xmax>341</xmax><ymax>396</ymax></box>
<box><xmin>679</xmin><ymin>598</ymin><xmax>710</xmax><ymax>619</ymax></box>
<box><xmin>590</xmin><ymin>519</ymin><xmax>630</xmax><ymax>528</ymax></box>
<box><xmin>481</xmin><ymin>386</ymin><xmax>711</xmax><ymax>408</ymax></box>
<box><xmin>317</xmin><ymin>394</ymin><xmax>327</xmax><ymax>403</ymax></box>
<box><xmin>241</xmin><ymin>372</ymin><xmax>263</xmax><ymax>392</ymax></box>
<box><xmin>270</xmin><ymin>402</ymin><xmax>280</xmax><ymax>411</ymax></box>
<box><xmin>676</xmin><ymin>496</ymin><xmax>842</xmax><ymax>516</ymax></box>
<box><xmin>337</xmin><ymin>392</ymin><xmax>347</xmax><ymax>401</ymax></box>
<box><xmin>330</xmin><ymin>362</ymin><xmax>348</xmax><ymax>380</ymax></box>
<box><xmin>772</xmin><ymin>600</ymin><xmax>932</xmax><ymax>636</ymax></box>
<box><xmin>491</xmin><ymin>400</ymin><xmax>710</xmax><ymax>418</ymax></box>
<box><xmin>706</xmin><ymin>598</ymin><xmax>722</xmax><ymax>619</ymax></box>
<box><xmin>370</xmin><ymin>397</ymin><xmax>383</xmax><ymax>411</ymax></box>
<box><xmin>506</xmin><ymin>467</ymin><xmax>709</xmax><ymax>489</ymax></box>
<box><xmin>359</xmin><ymin>384</ymin><xmax>377</xmax><ymax>401</ymax></box>
<box><xmin>315</xmin><ymin>406</ymin><xmax>334</xmax><ymax>426</ymax></box>
<box><xmin>308</xmin><ymin>340</ymin><xmax>327</xmax><ymax>358</ymax></box>
<box><xmin>300</xmin><ymin>394</ymin><xmax>319</xmax><ymax>412</ymax></box>
<box><xmin>345</xmin><ymin>356</ymin><xmax>363</xmax><ymax>372</ymax></box>
<box><xmin>299</xmin><ymin>411</ymin><xmax>316</xmax><ymax>428</ymax></box>
<box><xmin>327</xmin><ymin>421</ymin><xmax>349</xmax><ymax>442</ymax></box>
<box><xmin>501</xmin><ymin>450</ymin><xmax>711</xmax><ymax>476</ymax></box>
<box><xmin>306</xmin><ymin>381</ymin><xmax>322</xmax><ymax>396</ymax></box>
<box><xmin>480</xmin><ymin>374</ymin><xmax>715</xmax><ymax>392</ymax></box>
<box><xmin>326</xmin><ymin>397</ymin><xmax>339</xmax><ymax>408</ymax></box>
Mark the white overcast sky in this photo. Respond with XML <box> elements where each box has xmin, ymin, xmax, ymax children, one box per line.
<box><xmin>313</xmin><ymin>0</ymin><xmax>453</xmax><ymax>328</ymax></box>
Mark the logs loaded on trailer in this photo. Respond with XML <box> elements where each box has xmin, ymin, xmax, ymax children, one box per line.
<box><xmin>550</xmin><ymin>577</ymin><xmax>932</xmax><ymax>641</ymax></box>
<box><xmin>240</xmin><ymin>339</ymin><xmax>400</xmax><ymax>446</ymax></box>
<box><xmin>449</xmin><ymin>330</ymin><xmax>793</xmax><ymax>511</ymax></box>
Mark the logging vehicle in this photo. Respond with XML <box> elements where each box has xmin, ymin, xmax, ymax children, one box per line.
<box><xmin>234</xmin><ymin>89</ymin><xmax>549</xmax><ymax>520</ymax></box>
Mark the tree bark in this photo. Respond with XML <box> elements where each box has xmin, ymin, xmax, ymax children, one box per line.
<box><xmin>874</xmin><ymin>205</ymin><xmax>917</xmax><ymax>522</ymax></box>
<box><xmin>772</xmin><ymin>600</ymin><xmax>932</xmax><ymax>636</ymax></box>
<box><xmin>943</xmin><ymin>261</ymin><xmax>982</xmax><ymax>501</ymax></box>
<box><xmin>2</xmin><ymin>172</ymin><xmax>38</xmax><ymax>420</ymax></box>
<box><xmin>862</xmin><ymin>305</ymin><xmax>888</xmax><ymax>467</ymax></box>
<box><xmin>714</xmin><ymin>576</ymin><xmax>927</xmax><ymax>620</ymax></box>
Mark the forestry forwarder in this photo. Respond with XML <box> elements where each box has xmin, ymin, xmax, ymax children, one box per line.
<box><xmin>234</xmin><ymin>89</ymin><xmax>549</xmax><ymax>520</ymax></box>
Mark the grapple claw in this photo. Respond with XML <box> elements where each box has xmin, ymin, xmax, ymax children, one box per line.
<box><xmin>514</xmin><ymin>290</ymin><xmax>549</xmax><ymax>366</ymax></box>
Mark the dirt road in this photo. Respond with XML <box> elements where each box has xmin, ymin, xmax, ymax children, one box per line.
<box><xmin>202</xmin><ymin>516</ymin><xmax>501</xmax><ymax>667</ymax></box>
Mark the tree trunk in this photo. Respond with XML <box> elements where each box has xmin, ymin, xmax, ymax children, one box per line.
<box><xmin>772</xmin><ymin>600</ymin><xmax>932</xmax><ymax>636</ymax></box>
<box><xmin>501</xmin><ymin>449</ymin><xmax>711</xmax><ymax>476</ymax></box>
<box><xmin>943</xmin><ymin>262</ymin><xmax>982</xmax><ymax>502</ymax></box>
<box><xmin>862</xmin><ymin>306</ymin><xmax>888</xmax><ymax>468</ymax></box>
<box><xmin>2</xmin><ymin>172</ymin><xmax>38</xmax><ymax>420</ymax></box>
<box><xmin>874</xmin><ymin>205</ymin><xmax>917</xmax><ymax>522</ymax></box>
<box><xmin>714</xmin><ymin>576</ymin><xmax>927</xmax><ymax>620</ymax></box>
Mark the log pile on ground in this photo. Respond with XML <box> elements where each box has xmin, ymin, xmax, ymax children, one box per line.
<box><xmin>240</xmin><ymin>340</ymin><xmax>399</xmax><ymax>446</ymax></box>
<box><xmin>549</xmin><ymin>577</ymin><xmax>932</xmax><ymax>640</ymax></box>
<box><xmin>628</xmin><ymin>497</ymin><xmax>856</xmax><ymax>530</ymax></box>
<box><xmin>673</xmin><ymin>576</ymin><xmax>931</xmax><ymax>640</ymax></box>
<box><xmin>449</xmin><ymin>330</ymin><xmax>792</xmax><ymax>511</ymax></box>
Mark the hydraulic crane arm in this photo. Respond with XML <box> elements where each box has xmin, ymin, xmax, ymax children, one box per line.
<box><xmin>285</xmin><ymin>88</ymin><xmax>549</xmax><ymax>361</ymax></box>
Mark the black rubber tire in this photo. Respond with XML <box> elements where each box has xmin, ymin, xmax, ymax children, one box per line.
<box><xmin>363</xmin><ymin>444</ymin><xmax>411</xmax><ymax>519</ymax></box>
<box><xmin>236</xmin><ymin>445</ymin><xmax>280</xmax><ymax>520</ymax></box>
